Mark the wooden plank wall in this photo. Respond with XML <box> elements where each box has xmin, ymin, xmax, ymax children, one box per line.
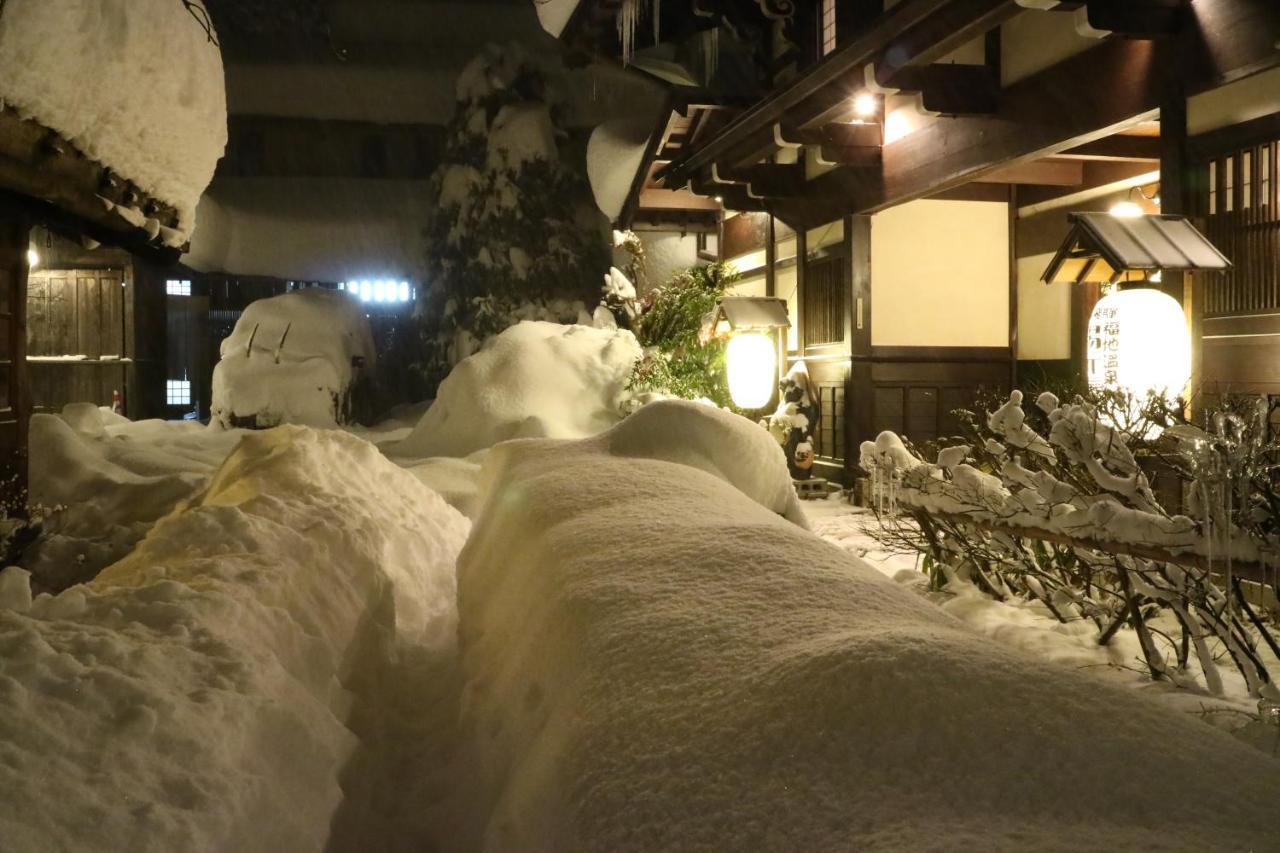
<box><xmin>0</xmin><ymin>209</ymin><xmax>29</xmax><ymax>495</ymax></box>
<box><xmin>27</xmin><ymin>267</ymin><xmax>129</xmax><ymax>413</ymax></box>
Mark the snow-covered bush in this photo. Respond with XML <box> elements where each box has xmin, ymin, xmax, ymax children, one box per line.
<box><xmin>628</xmin><ymin>261</ymin><xmax>740</xmax><ymax>408</ymax></box>
<box><xmin>395</xmin><ymin>321</ymin><xmax>641</xmax><ymax>459</ymax></box>
<box><xmin>211</xmin><ymin>289</ymin><xmax>376</xmax><ymax>429</ymax></box>
<box><xmin>0</xmin><ymin>427</ymin><xmax>469</xmax><ymax>852</ymax></box>
<box><xmin>864</xmin><ymin>390</ymin><xmax>1280</xmax><ymax>699</ymax></box>
<box><xmin>409</xmin><ymin>43</ymin><xmax>610</xmax><ymax>389</ymax></box>
<box><xmin>452</xmin><ymin>399</ymin><xmax>1280</xmax><ymax>852</ymax></box>
<box><xmin>0</xmin><ymin>0</ymin><xmax>227</xmax><ymax>241</ymax></box>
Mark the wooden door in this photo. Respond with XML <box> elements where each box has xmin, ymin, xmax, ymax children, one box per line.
<box><xmin>0</xmin><ymin>215</ymin><xmax>29</xmax><ymax>503</ymax></box>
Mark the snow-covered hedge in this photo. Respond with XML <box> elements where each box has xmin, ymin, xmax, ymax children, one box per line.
<box><xmin>454</xmin><ymin>400</ymin><xmax>1280</xmax><ymax>851</ymax></box>
<box><xmin>0</xmin><ymin>0</ymin><xmax>227</xmax><ymax>239</ymax></box>
<box><xmin>211</xmin><ymin>289</ymin><xmax>376</xmax><ymax>429</ymax></box>
<box><xmin>0</xmin><ymin>427</ymin><xmax>468</xmax><ymax>851</ymax></box>
<box><xmin>396</xmin><ymin>321</ymin><xmax>640</xmax><ymax>459</ymax></box>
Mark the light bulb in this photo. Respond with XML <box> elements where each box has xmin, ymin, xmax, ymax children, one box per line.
<box><xmin>853</xmin><ymin>93</ymin><xmax>877</xmax><ymax>119</ymax></box>
<box><xmin>1109</xmin><ymin>200</ymin><xmax>1144</xmax><ymax>218</ymax></box>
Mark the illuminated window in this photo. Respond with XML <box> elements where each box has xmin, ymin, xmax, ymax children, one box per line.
<box><xmin>166</xmin><ymin>279</ymin><xmax>192</xmax><ymax>296</ymax></box>
<box><xmin>166</xmin><ymin>380</ymin><xmax>191</xmax><ymax>406</ymax></box>
<box><xmin>341</xmin><ymin>279</ymin><xmax>415</xmax><ymax>304</ymax></box>
<box><xmin>821</xmin><ymin>0</ymin><xmax>837</xmax><ymax>57</ymax></box>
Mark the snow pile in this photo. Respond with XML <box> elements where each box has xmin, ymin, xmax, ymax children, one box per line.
<box><xmin>0</xmin><ymin>427</ymin><xmax>468</xmax><ymax>852</ymax></box>
<box><xmin>211</xmin><ymin>289</ymin><xmax>376</xmax><ymax>429</ymax></box>
<box><xmin>455</xmin><ymin>402</ymin><xmax>1280</xmax><ymax>852</ymax></box>
<box><xmin>396</xmin><ymin>321</ymin><xmax>641</xmax><ymax>459</ymax></box>
<box><xmin>25</xmin><ymin>406</ymin><xmax>244</xmax><ymax>591</ymax></box>
<box><xmin>0</xmin><ymin>0</ymin><xmax>227</xmax><ymax>238</ymax></box>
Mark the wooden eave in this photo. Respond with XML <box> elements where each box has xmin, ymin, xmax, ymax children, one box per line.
<box><xmin>1042</xmin><ymin>213</ymin><xmax>1231</xmax><ymax>285</ymax></box>
<box><xmin>659</xmin><ymin>0</ymin><xmax>1280</xmax><ymax>228</ymax></box>
<box><xmin>0</xmin><ymin>107</ymin><xmax>186</xmax><ymax>264</ymax></box>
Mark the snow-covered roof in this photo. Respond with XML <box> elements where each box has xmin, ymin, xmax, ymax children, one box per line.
<box><xmin>0</xmin><ymin>0</ymin><xmax>227</xmax><ymax>242</ymax></box>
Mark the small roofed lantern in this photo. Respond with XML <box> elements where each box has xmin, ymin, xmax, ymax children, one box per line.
<box><xmin>1042</xmin><ymin>212</ymin><xmax>1231</xmax><ymax>409</ymax></box>
<box><xmin>710</xmin><ymin>296</ymin><xmax>791</xmax><ymax>410</ymax></box>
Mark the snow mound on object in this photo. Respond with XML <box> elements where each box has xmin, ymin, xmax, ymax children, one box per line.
<box><xmin>455</xmin><ymin>419</ymin><xmax>1280</xmax><ymax>852</ymax></box>
<box><xmin>396</xmin><ymin>321</ymin><xmax>641</xmax><ymax>459</ymax></box>
<box><xmin>212</xmin><ymin>289</ymin><xmax>376</xmax><ymax>428</ymax></box>
<box><xmin>0</xmin><ymin>0</ymin><xmax>227</xmax><ymax>237</ymax></box>
<box><xmin>25</xmin><ymin>409</ymin><xmax>244</xmax><ymax>591</ymax></box>
<box><xmin>0</xmin><ymin>427</ymin><xmax>469</xmax><ymax>852</ymax></box>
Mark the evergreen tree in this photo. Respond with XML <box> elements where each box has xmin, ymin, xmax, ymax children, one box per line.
<box><xmin>414</xmin><ymin>43</ymin><xmax>610</xmax><ymax>388</ymax></box>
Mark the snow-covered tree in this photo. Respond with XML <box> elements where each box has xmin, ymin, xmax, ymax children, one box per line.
<box><xmin>413</xmin><ymin>43</ymin><xmax>609</xmax><ymax>388</ymax></box>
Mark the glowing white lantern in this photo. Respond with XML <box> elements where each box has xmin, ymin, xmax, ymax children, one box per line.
<box><xmin>1086</xmin><ymin>288</ymin><xmax>1191</xmax><ymax>402</ymax></box>
<box><xmin>726</xmin><ymin>333</ymin><xmax>778</xmax><ymax>410</ymax></box>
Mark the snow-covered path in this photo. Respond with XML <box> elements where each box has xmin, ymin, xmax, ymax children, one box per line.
<box><xmin>10</xmin><ymin>402</ymin><xmax>1280</xmax><ymax>852</ymax></box>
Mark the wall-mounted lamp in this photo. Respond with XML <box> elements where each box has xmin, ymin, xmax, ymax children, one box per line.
<box><xmin>26</xmin><ymin>248</ymin><xmax>39</xmax><ymax>268</ymax></box>
<box><xmin>852</xmin><ymin>92</ymin><xmax>878</xmax><ymax>119</ymax></box>
<box><xmin>709</xmin><ymin>296</ymin><xmax>791</xmax><ymax>410</ymax></box>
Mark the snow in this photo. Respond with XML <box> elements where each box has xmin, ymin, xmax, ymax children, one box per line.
<box><xmin>488</xmin><ymin>105</ymin><xmax>558</xmax><ymax>170</ymax></box>
<box><xmin>395</xmin><ymin>321</ymin><xmax>641</xmax><ymax>459</ymax></box>
<box><xmin>25</xmin><ymin>407</ymin><xmax>243</xmax><ymax>591</ymax></box>
<box><xmin>587</xmin><ymin>117</ymin><xmax>654</xmax><ymax>221</ymax></box>
<box><xmin>0</xmin><ymin>0</ymin><xmax>227</xmax><ymax>238</ymax></box>
<box><xmin>1</xmin><ymin>426</ymin><xmax>469</xmax><ymax>852</ymax></box>
<box><xmin>533</xmin><ymin>0</ymin><xmax>582</xmax><ymax>37</ymax></box>
<box><xmin>455</xmin><ymin>401</ymin><xmax>1280</xmax><ymax>852</ymax></box>
<box><xmin>211</xmin><ymin>289</ymin><xmax>376</xmax><ymax>429</ymax></box>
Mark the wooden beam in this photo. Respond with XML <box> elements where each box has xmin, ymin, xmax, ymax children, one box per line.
<box><xmin>979</xmin><ymin>158</ymin><xmax>1084</xmax><ymax>186</ymax></box>
<box><xmin>885</xmin><ymin>65</ymin><xmax>1000</xmax><ymax>116</ymax></box>
<box><xmin>717</xmin><ymin>164</ymin><xmax>808</xmax><ymax>198</ymax></box>
<box><xmin>1058</xmin><ymin>135</ymin><xmax>1162</xmax><ymax>161</ymax></box>
<box><xmin>872</xmin><ymin>37</ymin><xmax>1165</xmax><ymax>212</ymax></box>
<box><xmin>619</xmin><ymin>96</ymin><xmax>675</xmax><ymax>229</ymax></box>
<box><xmin>1077</xmin><ymin>0</ymin><xmax>1186</xmax><ymax>38</ymax></box>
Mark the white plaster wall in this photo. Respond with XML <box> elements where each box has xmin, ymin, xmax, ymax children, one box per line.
<box><xmin>636</xmin><ymin>232</ymin><xmax>700</xmax><ymax>289</ymax></box>
<box><xmin>1001</xmin><ymin>10</ymin><xmax>1099</xmax><ymax>86</ymax></box>
<box><xmin>871</xmin><ymin>199</ymin><xmax>1009</xmax><ymax>348</ymax></box>
<box><xmin>728</xmin><ymin>273</ymin><xmax>768</xmax><ymax>298</ymax></box>
<box><xmin>1016</xmin><ymin>253</ymin><xmax>1072</xmax><ymax>360</ymax></box>
<box><xmin>1188</xmin><ymin>66</ymin><xmax>1280</xmax><ymax>136</ymax></box>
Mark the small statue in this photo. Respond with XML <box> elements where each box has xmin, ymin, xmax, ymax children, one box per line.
<box><xmin>760</xmin><ymin>361</ymin><xmax>821</xmax><ymax>479</ymax></box>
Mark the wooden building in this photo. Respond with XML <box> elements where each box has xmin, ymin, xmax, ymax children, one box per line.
<box><xmin>554</xmin><ymin>0</ymin><xmax>1280</xmax><ymax>484</ymax></box>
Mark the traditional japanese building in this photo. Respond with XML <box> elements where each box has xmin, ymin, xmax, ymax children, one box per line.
<box><xmin>550</xmin><ymin>0</ymin><xmax>1280</xmax><ymax>484</ymax></box>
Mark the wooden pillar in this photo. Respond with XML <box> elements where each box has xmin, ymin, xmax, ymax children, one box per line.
<box><xmin>0</xmin><ymin>203</ymin><xmax>30</xmax><ymax>507</ymax></box>
<box><xmin>1008</xmin><ymin>185</ymin><xmax>1019</xmax><ymax>390</ymax></box>
<box><xmin>847</xmin><ymin>213</ymin><xmax>872</xmax><ymax>477</ymax></box>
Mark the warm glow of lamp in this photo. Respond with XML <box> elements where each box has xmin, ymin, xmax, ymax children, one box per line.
<box><xmin>1109</xmin><ymin>200</ymin><xmax>1144</xmax><ymax>218</ymax></box>
<box><xmin>1087</xmin><ymin>288</ymin><xmax>1191</xmax><ymax>404</ymax></box>
<box><xmin>726</xmin><ymin>332</ymin><xmax>777</xmax><ymax>410</ymax></box>
<box><xmin>852</xmin><ymin>93</ymin><xmax>877</xmax><ymax>119</ymax></box>
<box><xmin>26</xmin><ymin>248</ymin><xmax>38</xmax><ymax>268</ymax></box>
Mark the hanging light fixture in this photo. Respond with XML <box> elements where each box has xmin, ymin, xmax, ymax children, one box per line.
<box><xmin>710</xmin><ymin>296</ymin><xmax>792</xmax><ymax>411</ymax></box>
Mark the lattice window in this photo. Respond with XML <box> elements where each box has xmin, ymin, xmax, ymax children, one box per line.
<box><xmin>166</xmin><ymin>279</ymin><xmax>192</xmax><ymax>296</ymax></box>
<box><xmin>820</xmin><ymin>0</ymin><xmax>837</xmax><ymax>57</ymax></box>
<box><xmin>166</xmin><ymin>379</ymin><xmax>191</xmax><ymax>406</ymax></box>
<box><xmin>803</xmin><ymin>255</ymin><xmax>846</xmax><ymax>347</ymax></box>
<box><xmin>1200</xmin><ymin>139</ymin><xmax>1280</xmax><ymax>317</ymax></box>
<box><xmin>814</xmin><ymin>383</ymin><xmax>845</xmax><ymax>461</ymax></box>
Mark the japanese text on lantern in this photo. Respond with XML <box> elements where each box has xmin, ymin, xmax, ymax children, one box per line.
<box><xmin>1088</xmin><ymin>305</ymin><xmax>1121</xmax><ymax>388</ymax></box>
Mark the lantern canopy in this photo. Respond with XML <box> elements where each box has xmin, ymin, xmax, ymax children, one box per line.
<box><xmin>1042</xmin><ymin>213</ymin><xmax>1231</xmax><ymax>285</ymax></box>
<box><xmin>1087</xmin><ymin>288</ymin><xmax>1191</xmax><ymax>401</ymax></box>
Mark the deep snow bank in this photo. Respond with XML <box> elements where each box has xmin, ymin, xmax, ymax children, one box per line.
<box><xmin>1</xmin><ymin>427</ymin><xmax>468</xmax><ymax>853</ymax></box>
<box><xmin>0</xmin><ymin>0</ymin><xmax>226</xmax><ymax>237</ymax></box>
<box><xmin>211</xmin><ymin>289</ymin><xmax>376</xmax><ymax>429</ymax></box>
<box><xmin>26</xmin><ymin>406</ymin><xmax>245</xmax><ymax>590</ymax></box>
<box><xmin>455</xmin><ymin>402</ymin><xmax>1280</xmax><ymax>852</ymax></box>
<box><xmin>396</xmin><ymin>321</ymin><xmax>641</xmax><ymax>459</ymax></box>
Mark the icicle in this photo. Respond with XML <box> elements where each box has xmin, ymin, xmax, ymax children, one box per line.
<box><xmin>618</xmin><ymin>0</ymin><xmax>639</xmax><ymax>67</ymax></box>
<box><xmin>653</xmin><ymin>0</ymin><xmax>661</xmax><ymax>45</ymax></box>
<box><xmin>701</xmin><ymin>27</ymin><xmax>720</xmax><ymax>82</ymax></box>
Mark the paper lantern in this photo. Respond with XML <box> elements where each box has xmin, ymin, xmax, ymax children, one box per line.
<box><xmin>1087</xmin><ymin>288</ymin><xmax>1191</xmax><ymax>401</ymax></box>
<box><xmin>726</xmin><ymin>332</ymin><xmax>777</xmax><ymax>410</ymax></box>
